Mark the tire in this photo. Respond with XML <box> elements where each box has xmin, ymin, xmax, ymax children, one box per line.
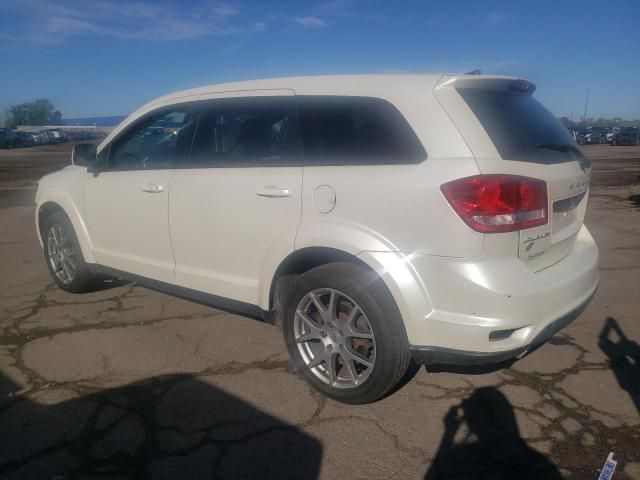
<box><xmin>42</xmin><ymin>211</ymin><xmax>93</xmax><ymax>293</ymax></box>
<box><xmin>282</xmin><ymin>262</ymin><xmax>411</xmax><ymax>404</ymax></box>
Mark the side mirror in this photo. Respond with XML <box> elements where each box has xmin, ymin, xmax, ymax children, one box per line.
<box><xmin>72</xmin><ymin>143</ymin><xmax>98</xmax><ymax>171</ymax></box>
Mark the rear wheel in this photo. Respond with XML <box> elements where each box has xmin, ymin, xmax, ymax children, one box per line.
<box><xmin>283</xmin><ymin>262</ymin><xmax>411</xmax><ymax>404</ymax></box>
<box><xmin>42</xmin><ymin>211</ymin><xmax>93</xmax><ymax>292</ymax></box>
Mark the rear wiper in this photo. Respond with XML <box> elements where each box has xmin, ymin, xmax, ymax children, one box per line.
<box><xmin>536</xmin><ymin>144</ymin><xmax>591</xmax><ymax>170</ymax></box>
<box><xmin>536</xmin><ymin>143</ymin><xmax>573</xmax><ymax>154</ymax></box>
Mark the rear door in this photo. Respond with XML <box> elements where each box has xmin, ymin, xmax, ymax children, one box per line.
<box><xmin>435</xmin><ymin>77</ymin><xmax>591</xmax><ymax>271</ymax></box>
<box><xmin>169</xmin><ymin>93</ymin><xmax>303</xmax><ymax>305</ymax></box>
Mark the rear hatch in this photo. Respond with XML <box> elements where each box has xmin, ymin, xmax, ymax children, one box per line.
<box><xmin>435</xmin><ymin>76</ymin><xmax>591</xmax><ymax>271</ymax></box>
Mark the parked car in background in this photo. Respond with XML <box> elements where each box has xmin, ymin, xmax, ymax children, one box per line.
<box><xmin>29</xmin><ymin>132</ymin><xmax>42</xmax><ymax>144</ymax></box>
<box><xmin>606</xmin><ymin>127</ymin><xmax>619</xmax><ymax>142</ymax></box>
<box><xmin>45</xmin><ymin>129</ymin><xmax>68</xmax><ymax>143</ymax></box>
<box><xmin>609</xmin><ymin>127</ymin><xmax>640</xmax><ymax>146</ymax></box>
<box><xmin>35</xmin><ymin>74</ymin><xmax>599</xmax><ymax>404</ymax></box>
<box><xmin>584</xmin><ymin>127</ymin><xmax>608</xmax><ymax>144</ymax></box>
<box><xmin>14</xmin><ymin>131</ymin><xmax>35</xmax><ymax>147</ymax></box>
<box><xmin>0</xmin><ymin>128</ymin><xmax>17</xmax><ymax>148</ymax></box>
<box><xmin>38</xmin><ymin>130</ymin><xmax>54</xmax><ymax>144</ymax></box>
<box><xmin>67</xmin><ymin>131</ymin><xmax>100</xmax><ymax>141</ymax></box>
<box><xmin>570</xmin><ymin>127</ymin><xmax>589</xmax><ymax>145</ymax></box>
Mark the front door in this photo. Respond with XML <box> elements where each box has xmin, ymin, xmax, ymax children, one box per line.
<box><xmin>84</xmin><ymin>103</ymin><xmax>199</xmax><ymax>282</ymax></box>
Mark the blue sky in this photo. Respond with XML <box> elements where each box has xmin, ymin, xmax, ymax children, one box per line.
<box><xmin>0</xmin><ymin>0</ymin><xmax>638</xmax><ymax>119</ymax></box>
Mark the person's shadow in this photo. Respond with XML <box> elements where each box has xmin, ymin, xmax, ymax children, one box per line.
<box><xmin>424</xmin><ymin>387</ymin><xmax>562</xmax><ymax>480</ymax></box>
<box><xmin>599</xmin><ymin>316</ymin><xmax>640</xmax><ymax>413</ymax></box>
<box><xmin>0</xmin><ymin>373</ymin><xmax>322</xmax><ymax>479</ymax></box>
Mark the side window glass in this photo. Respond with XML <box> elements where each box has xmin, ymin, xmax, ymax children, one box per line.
<box><xmin>108</xmin><ymin>105</ymin><xmax>198</xmax><ymax>170</ymax></box>
<box><xmin>298</xmin><ymin>96</ymin><xmax>426</xmax><ymax>165</ymax></box>
<box><xmin>191</xmin><ymin>97</ymin><xmax>300</xmax><ymax>166</ymax></box>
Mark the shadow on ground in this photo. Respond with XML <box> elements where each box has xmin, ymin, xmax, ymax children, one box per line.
<box><xmin>599</xmin><ymin>316</ymin><xmax>640</xmax><ymax>413</ymax></box>
<box><xmin>424</xmin><ymin>387</ymin><xmax>562</xmax><ymax>480</ymax></box>
<box><xmin>0</xmin><ymin>374</ymin><xmax>570</xmax><ymax>480</ymax></box>
<box><xmin>0</xmin><ymin>374</ymin><xmax>322</xmax><ymax>479</ymax></box>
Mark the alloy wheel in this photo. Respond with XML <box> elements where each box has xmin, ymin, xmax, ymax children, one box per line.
<box><xmin>47</xmin><ymin>223</ymin><xmax>77</xmax><ymax>285</ymax></box>
<box><xmin>294</xmin><ymin>288</ymin><xmax>376</xmax><ymax>388</ymax></box>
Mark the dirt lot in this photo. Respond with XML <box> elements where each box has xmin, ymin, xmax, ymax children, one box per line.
<box><xmin>1</xmin><ymin>143</ymin><xmax>639</xmax><ymax>479</ymax></box>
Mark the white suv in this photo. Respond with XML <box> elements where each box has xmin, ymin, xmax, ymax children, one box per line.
<box><xmin>35</xmin><ymin>74</ymin><xmax>599</xmax><ymax>404</ymax></box>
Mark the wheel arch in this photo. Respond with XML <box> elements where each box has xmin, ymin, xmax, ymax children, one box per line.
<box><xmin>36</xmin><ymin>198</ymin><xmax>96</xmax><ymax>263</ymax></box>
<box><xmin>263</xmin><ymin>246</ymin><xmax>431</xmax><ymax>342</ymax></box>
<box><xmin>266</xmin><ymin>247</ymin><xmax>369</xmax><ymax>311</ymax></box>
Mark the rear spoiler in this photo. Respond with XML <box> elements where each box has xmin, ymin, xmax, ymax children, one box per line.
<box><xmin>435</xmin><ymin>75</ymin><xmax>536</xmax><ymax>95</ymax></box>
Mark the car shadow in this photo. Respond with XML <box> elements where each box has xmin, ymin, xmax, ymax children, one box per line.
<box><xmin>424</xmin><ymin>387</ymin><xmax>562</xmax><ymax>480</ymax></box>
<box><xmin>0</xmin><ymin>373</ymin><xmax>322</xmax><ymax>479</ymax></box>
<box><xmin>84</xmin><ymin>274</ymin><xmax>131</xmax><ymax>293</ymax></box>
<box><xmin>425</xmin><ymin>360</ymin><xmax>515</xmax><ymax>375</ymax></box>
<box><xmin>598</xmin><ymin>316</ymin><xmax>640</xmax><ymax>413</ymax></box>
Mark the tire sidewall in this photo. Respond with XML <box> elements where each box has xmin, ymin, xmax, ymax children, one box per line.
<box><xmin>283</xmin><ymin>262</ymin><xmax>409</xmax><ymax>404</ymax></box>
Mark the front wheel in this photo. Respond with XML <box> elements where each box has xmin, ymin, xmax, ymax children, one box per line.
<box><xmin>42</xmin><ymin>211</ymin><xmax>93</xmax><ymax>293</ymax></box>
<box><xmin>282</xmin><ymin>262</ymin><xmax>411</xmax><ymax>404</ymax></box>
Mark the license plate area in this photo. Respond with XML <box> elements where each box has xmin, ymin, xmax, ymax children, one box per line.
<box><xmin>551</xmin><ymin>190</ymin><xmax>586</xmax><ymax>244</ymax></box>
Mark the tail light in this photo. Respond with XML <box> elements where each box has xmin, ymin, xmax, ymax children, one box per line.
<box><xmin>441</xmin><ymin>175</ymin><xmax>548</xmax><ymax>233</ymax></box>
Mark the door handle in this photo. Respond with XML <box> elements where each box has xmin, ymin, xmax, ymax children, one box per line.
<box><xmin>141</xmin><ymin>183</ymin><xmax>164</xmax><ymax>193</ymax></box>
<box><xmin>256</xmin><ymin>186</ymin><xmax>291</xmax><ymax>198</ymax></box>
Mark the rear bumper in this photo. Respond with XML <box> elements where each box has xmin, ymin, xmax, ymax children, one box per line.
<box><xmin>410</xmin><ymin>286</ymin><xmax>596</xmax><ymax>366</ymax></box>
<box><xmin>397</xmin><ymin>225</ymin><xmax>599</xmax><ymax>363</ymax></box>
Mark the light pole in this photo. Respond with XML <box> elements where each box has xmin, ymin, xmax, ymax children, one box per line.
<box><xmin>582</xmin><ymin>86</ymin><xmax>590</xmax><ymax>127</ymax></box>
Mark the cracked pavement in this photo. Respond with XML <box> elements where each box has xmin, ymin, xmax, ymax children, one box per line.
<box><xmin>0</xmin><ymin>143</ymin><xmax>639</xmax><ymax>479</ymax></box>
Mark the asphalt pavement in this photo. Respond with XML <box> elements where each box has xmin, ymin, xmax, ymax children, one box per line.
<box><xmin>1</xmin><ymin>143</ymin><xmax>639</xmax><ymax>479</ymax></box>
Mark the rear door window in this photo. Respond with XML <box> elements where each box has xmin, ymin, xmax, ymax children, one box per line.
<box><xmin>297</xmin><ymin>96</ymin><xmax>426</xmax><ymax>165</ymax></box>
<box><xmin>190</xmin><ymin>96</ymin><xmax>301</xmax><ymax>166</ymax></box>
<box><xmin>457</xmin><ymin>88</ymin><xmax>586</xmax><ymax>164</ymax></box>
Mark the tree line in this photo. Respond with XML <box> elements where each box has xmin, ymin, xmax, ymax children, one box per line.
<box><xmin>3</xmin><ymin>99</ymin><xmax>62</xmax><ymax>128</ymax></box>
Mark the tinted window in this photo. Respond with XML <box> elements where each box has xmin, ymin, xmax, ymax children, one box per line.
<box><xmin>457</xmin><ymin>88</ymin><xmax>586</xmax><ymax>164</ymax></box>
<box><xmin>298</xmin><ymin>96</ymin><xmax>426</xmax><ymax>165</ymax></box>
<box><xmin>108</xmin><ymin>104</ymin><xmax>199</xmax><ymax>170</ymax></box>
<box><xmin>191</xmin><ymin>97</ymin><xmax>300</xmax><ymax>166</ymax></box>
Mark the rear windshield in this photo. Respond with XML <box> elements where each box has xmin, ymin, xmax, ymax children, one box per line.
<box><xmin>457</xmin><ymin>88</ymin><xmax>586</xmax><ymax>164</ymax></box>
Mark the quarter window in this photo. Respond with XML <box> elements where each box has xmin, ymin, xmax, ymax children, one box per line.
<box><xmin>297</xmin><ymin>96</ymin><xmax>426</xmax><ymax>165</ymax></box>
<box><xmin>191</xmin><ymin>97</ymin><xmax>301</xmax><ymax>166</ymax></box>
<box><xmin>108</xmin><ymin>104</ymin><xmax>199</xmax><ymax>170</ymax></box>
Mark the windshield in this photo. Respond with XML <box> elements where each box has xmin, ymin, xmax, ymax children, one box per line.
<box><xmin>457</xmin><ymin>88</ymin><xmax>586</xmax><ymax>164</ymax></box>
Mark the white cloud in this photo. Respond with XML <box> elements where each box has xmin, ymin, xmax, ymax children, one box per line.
<box><xmin>0</xmin><ymin>0</ymin><xmax>263</xmax><ymax>43</ymax></box>
<box><xmin>294</xmin><ymin>16</ymin><xmax>328</xmax><ymax>28</ymax></box>
<box><xmin>483</xmin><ymin>12</ymin><xmax>515</xmax><ymax>27</ymax></box>
<box><xmin>46</xmin><ymin>15</ymin><xmax>96</xmax><ymax>34</ymax></box>
<box><xmin>291</xmin><ymin>0</ymin><xmax>381</xmax><ymax>29</ymax></box>
<box><xmin>314</xmin><ymin>0</ymin><xmax>382</xmax><ymax>21</ymax></box>
<box><xmin>212</xmin><ymin>3</ymin><xmax>240</xmax><ymax>17</ymax></box>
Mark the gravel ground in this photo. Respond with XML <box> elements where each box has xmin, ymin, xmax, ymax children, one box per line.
<box><xmin>0</xmin><ymin>142</ymin><xmax>639</xmax><ymax>479</ymax></box>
